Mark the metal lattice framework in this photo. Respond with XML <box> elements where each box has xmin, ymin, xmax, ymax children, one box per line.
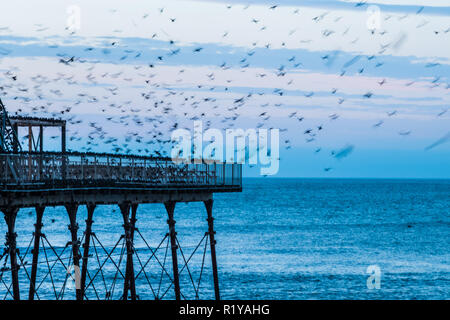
<box><xmin>0</xmin><ymin>99</ymin><xmax>21</xmax><ymax>153</ymax></box>
<box><xmin>0</xmin><ymin>201</ymin><xmax>220</xmax><ymax>300</ymax></box>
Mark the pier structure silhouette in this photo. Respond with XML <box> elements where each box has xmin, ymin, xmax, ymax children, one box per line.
<box><xmin>0</xmin><ymin>99</ymin><xmax>242</xmax><ymax>300</ymax></box>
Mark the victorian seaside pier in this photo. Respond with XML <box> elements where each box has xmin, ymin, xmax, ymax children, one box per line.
<box><xmin>0</xmin><ymin>99</ymin><xmax>242</xmax><ymax>300</ymax></box>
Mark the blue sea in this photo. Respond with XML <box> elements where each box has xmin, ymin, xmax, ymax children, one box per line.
<box><xmin>1</xmin><ymin>178</ymin><xmax>449</xmax><ymax>300</ymax></box>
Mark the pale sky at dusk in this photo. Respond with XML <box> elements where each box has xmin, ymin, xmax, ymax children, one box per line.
<box><xmin>0</xmin><ymin>0</ymin><xmax>448</xmax><ymax>178</ymax></box>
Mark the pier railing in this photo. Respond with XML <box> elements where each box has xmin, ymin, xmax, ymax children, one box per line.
<box><xmin>0</xmin><ymin>152</ymin><xmax>242</xmax><ymax>189</ymax></box>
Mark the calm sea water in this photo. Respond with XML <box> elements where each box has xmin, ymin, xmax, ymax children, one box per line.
<box><xmin>1</xmin><ymin>178</ymin><xmax>449</xmax><ymax>300</ymax></box>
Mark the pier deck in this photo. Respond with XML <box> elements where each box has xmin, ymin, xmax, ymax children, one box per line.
<box><xmin>0</xmin><ymin>151</ymin><xmax>242</xmax><ymax>207</ymax></box>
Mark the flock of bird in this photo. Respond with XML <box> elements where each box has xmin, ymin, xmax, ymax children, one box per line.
<box><xmin>0</xmin><ymin>2</ymin><xmax>448</xmax><ymax>174</ymax></box>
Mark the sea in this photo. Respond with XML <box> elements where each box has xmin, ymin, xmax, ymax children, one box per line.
<box><xmin>1</xmin><ymin>178</ymin><xmax>449</xmax><ymax>300</ymax></box>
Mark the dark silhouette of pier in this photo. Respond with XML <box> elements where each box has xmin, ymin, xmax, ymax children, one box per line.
<box><xmin>0</xmin><ymin>99</ymin><xmax>242</xmax><ymax>300</ymax></box>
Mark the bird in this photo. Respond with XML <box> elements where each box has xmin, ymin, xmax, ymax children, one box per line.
<box><xmin>0</xmin><ymin>0</ymin><xmax>443</xmax><ymax>182</ymax></box>
<box><xmin>373</xmin><ymin>120</ymin><xmax>384</xmax><ymax>128</ymax></box>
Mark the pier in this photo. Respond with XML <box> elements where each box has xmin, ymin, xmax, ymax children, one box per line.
<box><xmin>0</xmin><ymin>99</ymin><xmax>242</xmax><ymax>300</ymax></box>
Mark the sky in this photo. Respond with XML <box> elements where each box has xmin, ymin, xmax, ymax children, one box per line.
<box><xmin>0</xmin><ymin>0</ymin><xmax>448</xmax><ymax>178</ymax></box>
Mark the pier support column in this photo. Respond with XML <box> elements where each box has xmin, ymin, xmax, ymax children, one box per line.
<box><xmin>29</xmin><ymin>206</ymin><xmax>45</xmax><ymax>300</ymax></box>
<box><xmin>165</xmin><ymin>201</ymin><xmax>181</xmax><ymax>300</ymax></box>
<box><xmin>130</xmin><ymin>204</ymin><xmax>137</xmax><ymax>299</ymax></box>
<box><xmin>204</xmin><ymin>200</ymin><xmax>220</xmax><ymax>300</ymax></box>
<box><xmin>119</xmin><ymin>202</ymin><xmax>137</xmax><ymax>300</ymax></box>
<box><xmin>65</xmin><ymin>203</ymin><xmax>81</xmax><ymax>300</ymax></box>
<box><xmin>130</xmin><ymin>204</ymin><xmax>138</xmax><ymax>243</ymax></box>
<box><xmin>80</xmin><ymin>203</ymin><xmax>95</xmax><ymax>300</ymax></box>
<box><xmin>2</xmin><ymin>207</ymin><xmax>20</xmax><ymax>300</ymax></box>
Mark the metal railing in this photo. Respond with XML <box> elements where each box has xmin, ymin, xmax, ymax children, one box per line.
<box><xmin>0</xmin><ymin>152</ymin><xmax>242</xmax><ymax>189</ymax></box>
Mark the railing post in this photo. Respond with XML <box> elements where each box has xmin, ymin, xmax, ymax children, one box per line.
<box><xmin>62</xmin><ymin>125</ymin><xmax>67</xmax><ymax>181</ymax></box>
<box><xmin>165</xmin><ymin>160</ymin><xmax>168</xmax><ymax>184</ymax></box>
<box><xmin>81</xmin><ymin>156</ymin><xmax>84</xmax><ymax>180</ymax></box>
<box><xmin>106</xmin><ymin>156</ymin><xmax>109</xmax><ymax>179</ymax></box>
<box><xmin>37</xmin><ymin>154</ymin><xmax>41</xmax><ymax>180</ymax></box>
<box><xmin>94</xmin><ymin>156</ymin><xmax>97</xmax><ymax>179</ymax></box>
<box><xmin>232</xmin><ymin>164</ymin><xmax>234</xmax><ymax>186</ymax></box>
<box><xmin>39</xmin><ymin>125</ymin><xmax>43</xmax><ymax>153</ymax></box>
<box><xmin>144</xmin><ymin>159</ymin><xmax>146</xmax><ymax>180</ymax></box>
<box><xmin>52</xmin><ymin>156</ymin><xmax>55</xmax><ymax>181</ymax></box>
<box><xmin>38</xmin><ymin>153</ymin><xmax>42</xmax><ymax>180</ymax></box>
<box><xmin>223</xmin><ymin>163</ymin><xmax>226</xmax><ymax>185</ymax></box>
<box><xmin>240</xmin><ymin>164</ymin><xmax>242</xmax><ymax>186</ymax></box>
<box><xmin>28</xmin><ymin>126</ymin><xmax>32</xmax><ymax>181</ymax></box>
